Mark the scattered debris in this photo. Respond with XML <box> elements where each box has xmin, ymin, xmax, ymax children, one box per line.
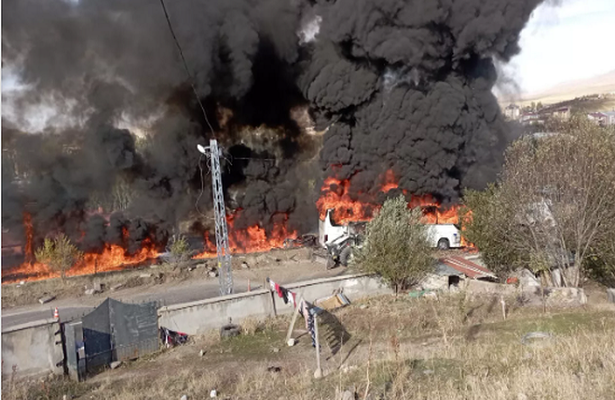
<box><xmin>267</xmin><ymin>366</ymin><xmax>281</xmax><ymax>373</ymax></box>
<box><xmin>408</xmin><ymin>289</ymin><xmax>432</xmax><ymax>299</ymax></box>
<box><xmin>110</xmin><ymin>283</ymin><xmax>124</xmax><ymax>291</ymax></box>
<box><xmin>84</xmin><ymin>288</ymin><xmax>99</xmax><ymax>296</ymax></box>
<box><xmin>208</xmin><ymin>269</ymin><xmax>218</xmax><ymax>278</ymax></box>
<box><xmin>283</xmin><ymin>234</ymin><xmax>317</xmax><ymax>249</ymax></box>
<box><xmin>210</xmin><ymin>389</ymin><xmax>218</xmax><ymax>398</ymax></box>
<box><xmin>423</xmin><ymin>291</ymin><xmax>438</xmax><ymax>300</ymax></box>
<box><xmin>241</xmin><ymin>261</ymin><xmax>249</xmax><ymax>269</ymax></box>
<box><xmin>93</xmin><ymin>281</ymin><xmax>103</xmax><ymax>292</ymax></box>
<box><xmin>38</xmin><ymin>295</ymin><xmax>55</xmax><ymax>304</ymax></box>
<box><xmin>607</xmin><ymin>288</ymin><xmax>615</xmax><ymax>304</ymax></box>
<box><xmin>139</xmin><ymin>273</ymin><xmax>152</xmax><ymax>279</ymax></box>
<box><xmin>199</xmin><ymin>349</ymin><xmax>205</xmax><ymax>357</ymax></box>
<box><xmin>160</xmin><ymin>327</ymin><xmax>189</xmax><ymax>348</ymax></box>
<box><xmin>219</xmin><ymin>323</ymin><xmax>240</xmax><ymax>339</ymax></box>
<box><xmin>271</xmin><ymin>347</ymin><xmax>280</xmax><ymax>353</ymax></box>
<box><xmin>315</xmin><ymin>292</ymin><xmax>350</xmax><ymax>310</ymax></box>
<box><xmin>180</xmin><ymin>395</ymin><xmax>188</xmax><ymax>400</ymax></box>
<box><xmin>109</xmin><ymin>361</ymin><xmax>122</xmax><ymax>369</ymax></box>
<box><xmin>359</xmin><ymin>304</ymin><xmax>368</xmax><ymax>310</ymax></box>
<box><xmin>287</xmin><ymin>338</ymin><xmax>296</xmax><ymax>347</ymax></box>
<box><xmin>423</xmin><ymin>369</ymin><xmax>434</xmax><ymax>375</ymax></box>
<box><xmin>521</xmin><ymin>331</ymin><xmax>553</xmax><ymax>347</ymax></box>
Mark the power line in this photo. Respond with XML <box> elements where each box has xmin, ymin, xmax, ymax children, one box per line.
<box><xmin>158</xmin><ymin>0</ymin><xmax>215</xmax><ymax>136</ymax></box>
<box><xmin>158</xmin><ymin>0</ymin><xmax>218</xmax><ymax>223</ymax></box>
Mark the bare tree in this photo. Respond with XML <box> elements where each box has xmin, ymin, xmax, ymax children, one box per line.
<box><xmin>463</xmin><ymin>119</ymin><xmax>615</xmax><ymax>287</ymax></box>
<box><xmin>112</xmin><ymin>175</ymin><xmax>135</xmax><ymax>211</ymax></box>
<box><xmin>353</xmin><ymin>195</ymin><xmax>434</xmax><ymax>294</ymax></box>
<box><xmin>35</xmin><ymin>234</ymin><xmax>84</xmax><ymax>280</ymax></box>
<box><xmin>166</xmin><ymin>234</ymin><xmax>192</xmax><ymax>266</ymax></box>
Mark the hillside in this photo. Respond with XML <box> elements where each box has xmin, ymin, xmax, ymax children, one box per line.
<box><xmin>520</xmin><ymin>70</ymin><xmax>615</xmax><ymax>106</ymax></box>
<box><xmin>6</xmin><ymin>290</ymin><xmax>615</xmax><ymax>400</ymax></box>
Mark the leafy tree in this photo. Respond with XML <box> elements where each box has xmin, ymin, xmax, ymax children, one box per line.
<box><xmin>461</xmin><ymin>118</ymin><xmax>615</xmax><ymax>286</ymax></box>
<box><xmin>353</xmin><ymin>195</ymin><xmax>434</xmax><ymax>294</ymax></box>
<box><xmin>35</xmin><ymin>234</ymin><xmax>84</xmax><ymax>280</ymax></box>
<box><xmin>460</xmin><ymin>185</ymin><xmax>526</xmax><ymax>277</ymax></box>
<box><xmin>536</xmin><ymin>101</ymin><xmax>543</xmax><ymax>110</ymax></box>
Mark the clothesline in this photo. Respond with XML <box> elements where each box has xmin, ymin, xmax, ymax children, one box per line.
<box><xmin>267</xmin><ymin>277</ymin><xmax>319</xmax><ymax>348</ymax></box>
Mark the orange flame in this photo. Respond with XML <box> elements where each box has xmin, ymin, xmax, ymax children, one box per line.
<box><xmin>316</xmin><ymin>170</ymin><xmax>402</xmax><ymax>225</ymax></box>
<box><xmin>316</xmin><ymin>169</ymin><xmax>474</xmax><ymax>248</ymax></box>
<box><xmin>2</xmin><ymin>216</ymin><xmax>161</xmax><ymax>284</ymax></box>
<box><xmin>3</xmin><ymin>240</ymin><xmax>160</xmax><ymax>284</ymax></box>
<box><xmin>194</xmin><ymin>211</ymin><xmax>297</xmax><ymax>258</ymax></box>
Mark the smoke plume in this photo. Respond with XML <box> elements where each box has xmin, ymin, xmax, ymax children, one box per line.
<box><xmin>2</xmin><ymin>0</ymin><xmax>542</xmax><ymax>259</ymax></box>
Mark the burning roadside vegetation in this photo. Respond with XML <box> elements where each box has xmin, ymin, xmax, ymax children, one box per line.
<box><xmin>2</xmin><ymin>0</ymin><xmax>542</xmax><ymax>282</ymax></box>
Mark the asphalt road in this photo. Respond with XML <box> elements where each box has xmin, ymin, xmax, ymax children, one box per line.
<box><xmin>2</xmin><ymin>268</ymin><xmax>347</xmax><ymax>329</ymax></box>
<box><xmin>1</xmin><ymin>281</ymin><xmax>251</xmax><ymax>329</ymax></box>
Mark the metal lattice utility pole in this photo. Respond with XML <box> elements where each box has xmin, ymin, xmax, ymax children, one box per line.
<box><xmin>198</xmin><ymin>139</ymin><xmax>233</xmax><ymax>295</ymax></box>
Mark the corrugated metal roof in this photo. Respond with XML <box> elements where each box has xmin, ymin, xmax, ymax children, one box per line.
<box><xmin>437</xmin><ymin>256</ymin><xmax>497</xmax><ymax>280</ymax></box>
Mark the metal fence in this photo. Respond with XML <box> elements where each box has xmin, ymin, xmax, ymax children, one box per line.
<box><xmin>81</xmin><ymin>298</ymin><xmax>158</xmax><ymax>372</ymax></box>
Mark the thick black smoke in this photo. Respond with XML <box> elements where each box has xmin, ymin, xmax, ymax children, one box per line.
<box><xmin>306</xmin><ymin>0</ymin><xmax>541</xmax><ymax>202</ymax></box>
<box><xmin>2</xmin><ymin>0</ymin><xmax>542</xmax><ymax>260</ymax></box>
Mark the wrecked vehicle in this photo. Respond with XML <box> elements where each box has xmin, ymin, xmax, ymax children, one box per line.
<box><xmin>319</xmin><ymin>207</ymin><xmax>463</xmax><ymax>268</ymax></box>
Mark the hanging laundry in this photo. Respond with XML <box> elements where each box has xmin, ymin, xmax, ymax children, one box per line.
<box><xmin>298</xmin><ymin>300</ymin><xmax>318</xmax><ymax>348</ymax></box>
<box><xmin>286</xmin><ymin>291</ymin><xmax>296</xmax><ymax>307</ymax></box>
<box><xmin>267</xmin><ymin>277</ymin><xmax>297</xmax><ymax>308</ymax></box>
<box><xmin>279</xmin><ymin>286</ymin><xmax>290</xmax><ymax>305</ymax></box>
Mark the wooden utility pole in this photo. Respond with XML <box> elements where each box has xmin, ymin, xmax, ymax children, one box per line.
<box><xmin>285</xmin><ymin>294</ymin><xmax>304</xmax><ymax>345</ymax></box>
<box><xmin>313</xmin><ymin>314</ymin><xmax>322</xmax><ymax>378</ymax></box>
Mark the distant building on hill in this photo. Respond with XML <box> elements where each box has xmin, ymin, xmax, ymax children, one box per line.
<box><xmin>588</xmin><ymin>110</ymin><xmax>615</xmax><ymax>126</ymax></box>
<box><xmin>603</xmin><ymin>110</ymin><xmax>615</xmax><ymax>125</ymax></box>
<box><xmin>588</xmin><ymin>112</ymin><xmax>607</xmax><ymax>126</ymax></box>
<box><xmin>542</xmin><ymin>106</ymin><xmax>571</xmax><ymax>121</ymax></box>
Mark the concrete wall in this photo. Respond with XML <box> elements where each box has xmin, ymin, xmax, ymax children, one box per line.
<box><xmin>273</xmin><ymin>274</ymin><xmax>391</xmax><ymax>315</ymax></box>
<box><xmin>158</xmin><ymin>274</ymin><xmax>391</xmax><ymax>335</ymax></box>
<box><xmin>2</xmin><ymin>319</ymin><xmax>64</xmax><ymax>380</ymax></box>
<box><xmin>158</xmin><ymin>289</ymin><xmax>276</xmax><ymax>335</ymax></box>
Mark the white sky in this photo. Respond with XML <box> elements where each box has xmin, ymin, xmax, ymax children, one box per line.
<box><xmin>503</xmin><ymin>0</ymin><xmax>615</xmax><ymax>95</ymax></box>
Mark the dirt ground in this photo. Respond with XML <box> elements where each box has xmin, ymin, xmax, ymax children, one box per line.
<box><xmin>5</xmin><ymin>285</ymin><xmax>615</xmax><ymax>400</ymax></box>
<box><xmin>1</xmin><ymin>247</ymin><xmax>331</xmax><ymax>309</ymax></box>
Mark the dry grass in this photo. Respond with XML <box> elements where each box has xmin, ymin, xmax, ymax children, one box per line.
<box><xmin>4</xmin><ymin>293</ymin><xmax>615</xmax><ymax>400</ymax></box>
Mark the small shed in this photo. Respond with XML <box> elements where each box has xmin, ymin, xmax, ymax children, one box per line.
<box><xmin>420</xmin><ymin>256</ymin><xmax>496</xmax><ymax>291</ymax></box>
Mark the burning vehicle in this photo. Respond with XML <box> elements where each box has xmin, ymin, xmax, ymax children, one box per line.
<box><xmin>319</xmin><ymin>206</ymin><xmax>463</xmax><ymax>269</ymax></box>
